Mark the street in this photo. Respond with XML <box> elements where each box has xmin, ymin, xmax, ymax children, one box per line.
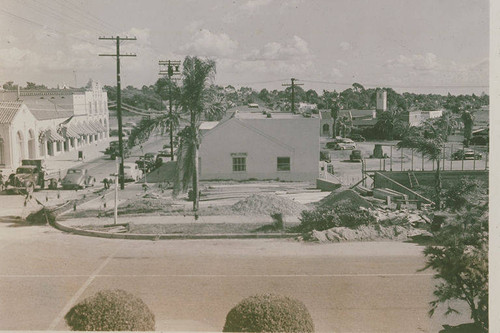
<box><xmin>0</xmin><ymin>222</ymin><xmax>470</xmax><ymax>332</ymax></box>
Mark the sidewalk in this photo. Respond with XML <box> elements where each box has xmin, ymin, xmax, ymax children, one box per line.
<box><xmin>44</xmin><ymin>139</ymin><xmax>110</xmax><ymax>174</ymax></box>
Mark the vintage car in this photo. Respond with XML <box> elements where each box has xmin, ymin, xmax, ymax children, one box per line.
<box><xmin>451</xmin><ymin>149</ymin><xmax>482</xmax><ymax>160</ymax></box>
<box><xmin>123</xmin><ymin>163</ymin><xmax>143</xmax><ymax>182</ymax></box>
<box><xmin>61</xmin><ymin>168</ymin><xmax>95</xmax><ymax>189</ymax></box>
<box><xmin>333</xmin><ymin>138</ymin><xmax>357</xmax><ymax>150</ymax></box>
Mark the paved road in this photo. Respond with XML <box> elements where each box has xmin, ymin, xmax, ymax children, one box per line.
<box><xmin>0</xmin><ymin>222</ymin><xmax>470</xmax><ymax>332</ymax></box>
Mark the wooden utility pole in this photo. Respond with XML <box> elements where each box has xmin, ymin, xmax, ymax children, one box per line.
<box><xmin>282</xmin><ymin>78</ymin><xmax>303</xmax><ymax>114</ymax></box>
<box><xmin>159</xmin><ymin>60</ymin><xmax>181</xmax><ymax>160</ymax></box>
<box><xmin>99</xmin><ymin>36</ymin><xmax>136</xmax><ymax>190</ymax></box>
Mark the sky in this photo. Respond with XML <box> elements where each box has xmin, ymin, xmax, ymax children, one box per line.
<box><xmin>0</xmin><ymin>0</ymin><xmax>489</xmax><ymax>95</ymax></box>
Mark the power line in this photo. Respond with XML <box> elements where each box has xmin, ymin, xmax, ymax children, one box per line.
<box><xmin>99</xmin><ymin>35</ymin><xmax>137</xmax><ymax>190</ymax></box>
<box><xmin>300</xmin><ymin>79</ymin><xmax>489</xmax><ymax>89</ymax></box>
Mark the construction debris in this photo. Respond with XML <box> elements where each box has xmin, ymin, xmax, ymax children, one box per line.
<box><xmin>231</xmin><ymin>193</ymin><xmax>307</xmax><ymax>216</ymax></box>
<box><xmin>318</xmin><ymin>189</ymin><xmax>373</xmax><ymax>209</ymax></box>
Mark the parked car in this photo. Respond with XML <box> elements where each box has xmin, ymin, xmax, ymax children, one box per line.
<box><xmin>451</xmin><ymin>149</ymin><xmax>482</xmax><ymax>160</ymax></box>
<box><xmin>61</xmin><ymin>168</ymin><xmax>95</xmax><ymax>190</ymax></box>
<box><xmin>334</xmin><ymin>138</ymin><xmax>356</xmax><ymax>150</ymax></box>
<box><xmin>325</xmin><ymin>137</ymin><xmax>344</xmax><ymax>149</ymax></box>
<box><xmin>349</xmin><ymin>150</ymin><xmax>362</xmax><ymax>162</ymax></box>
<box><xmin>320</xmin><ymin>150</ymin><xmax>331</xmax><ymax>163</ymax></box>
<box><xmin>156</xmin><ymin>150</ymin><xmax>172</xmax><ymax>165</ymax></box>
<box><xmin>348</xmin><ymin>134</ymin><xmax>366</xmax><ymax>142</ymax></box>
<box><xmin>123</xmin><ymin>163</ymin><xmax>143</xmax><ymax>182</ymax></box>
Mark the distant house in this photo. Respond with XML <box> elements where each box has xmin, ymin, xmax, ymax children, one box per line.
<box><xmin>199</xmin><ymin>111</ymin><xmax>319</xmax><ymax>181</ymax></box>
<box><xmin>319</xmin><ymin>110</ymin><xmax>333</xmax><ymax>137</ymax></box>
<box><xmin>407</xmin><ymin>110</ymin><xmax>443</xmax><ymax>127</ymax></box>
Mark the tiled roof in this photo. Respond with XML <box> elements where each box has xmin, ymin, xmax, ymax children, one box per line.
<box><xmin>0</xmin><ymin>101</ymin><xmax>23</xmax><ymax>124</ymax></box>
<box><xmin>30</xmin><ymin>110</ymin><xmax>74</xmax><ymax>120</ymax></box>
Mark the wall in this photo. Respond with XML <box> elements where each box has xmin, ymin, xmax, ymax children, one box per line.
<box><xmin>7</xmin><ymin>105</ymin><xmax>38</xmax><ymax>169</ymax></box>
<box><xmin>199</xmin><ymin>117</ymin><xmax>319</xmax><ymax>181</ymax></box>
<box><xmin>374</xmin><ymin>170</ymin><xmax>489</xmax><ymax>189</ymax></box>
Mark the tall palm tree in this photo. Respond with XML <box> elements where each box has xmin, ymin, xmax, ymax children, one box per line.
<box><xmin>178</xmin><ymin>56</ymin><xmax>216</xmax><ymax>216</ymax></box>
<box><xmin>398</xmin><ymin>122</ymin><xmax>445</xmax><ymax>209</ymax></box>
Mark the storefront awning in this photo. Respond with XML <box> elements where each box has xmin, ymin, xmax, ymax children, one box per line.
<box><xmin>46</xmin><ymin>129</ymin><xmax>65</xmax><ymax>142</ymax></box>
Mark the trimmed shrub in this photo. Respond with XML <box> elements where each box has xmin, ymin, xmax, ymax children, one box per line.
<box><xmin>65</xmin><ymin>289</ymin><xmax>155</xmax><ymax>331</ymax></box>
<box><xmin>223</xmin><ymin>294</ymin><xmax>314</xmax><ymax>332</ymax></box>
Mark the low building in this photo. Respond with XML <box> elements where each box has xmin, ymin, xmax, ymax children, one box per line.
<box><xmin>199</xmin><ymin>111</ymin><xmax>319</xmax><ymax>181</ymax></box>
<box><xmin>407</xmin><ymin>110</ymin><xmax>443</xmax><ymax>127</ymax></box>
<box><xmin>0</xmin><ymin>81</ymin><xmax>109</xmax><ymax>171</ymax></box>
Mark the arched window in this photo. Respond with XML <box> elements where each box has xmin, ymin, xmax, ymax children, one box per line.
<box><xmin>322</xmin><ymin>123</ymin><xmax>330</xmax><ymax>135</ymax></box>
<box><xmin>17</xmin><ymin>130</ymin><xmax>24</xmax><ymax>162</ymax></box>
<box><xmin>28</xmin><ymin>129</ymin><xmax>36</xmax><ymax>159</ymax></box>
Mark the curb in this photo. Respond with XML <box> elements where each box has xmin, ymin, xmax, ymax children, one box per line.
<box><xmin>52</xmin><ymin>220</ymin><xmax>301</xmax><ymax>240</ymax></box>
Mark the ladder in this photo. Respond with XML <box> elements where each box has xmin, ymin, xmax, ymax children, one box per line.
<box><xmin>408</xmin><ymin>172</ymin><xmax>419</xmax><ymax>188</ymax></box>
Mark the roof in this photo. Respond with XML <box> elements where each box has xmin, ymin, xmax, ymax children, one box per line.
<box><xmin>226</xmin><ymin>104</ymin><xmax>272</xmax><ymax>113</ymax></box>
<box><xmin>0</xmin><ymin>101</ymin><xmax>23</xmax><ymax>124</ymax></box>
<box><xmin>199</xmin><ymin>121</ymin><xmax>219</xmax><ymax>130</ymax></box>
<box><xmin>234</xmin><ymin>112</ymin><xmax>303</xmax><ymax>119</ymax></box>
<box><xmin>342</xmin><ymin>109</ymin><xmax>375</xmax><ymax>118</ymax></box>
<box><xmin>352</xmin><ymin>118</ymin><xmax>378</xmax><ymax>127</ymax></box>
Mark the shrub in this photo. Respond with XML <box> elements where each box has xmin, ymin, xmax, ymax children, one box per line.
<box><xmin>26</xmin><ymin>208</ymin><xmax>56</xmax><ymax>225</ymax></box>
<box><xmin>223</xmin><ymin>294</ymin><xmax>314</xmax><ymax>332</ymax></box>
<box><xmin>296</xmin><ymin>203</ymin><xmax>375</xmax><ymax>232</ymax></box>
<box><xmin>443</xmin><ymin>178</ymin><xmax>487</xmax><ymax>211</ymax></box>
<box><xmin>65</xmin><ymin>289</ymin><xmax>155</xmax><ymax>331</ymax></box>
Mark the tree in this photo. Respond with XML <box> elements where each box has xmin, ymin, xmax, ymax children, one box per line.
<box><xmin>2</xmin><ymin>81</ymin><xmax>15</xmax><ymax>90</ymax></box>
<box><xmin>25</xmin><ymin>82</ymin><xmax>47</xmax><ymax>90</ymax></box>
<box><xmin>462</xmin><ymin>110</ymin><xmax>474</xmax><ymax>147</ymax></box>
<box><xmin>374</xmin><ymin>110</ymin><xmax>398</xmax><ymax>140</ymax></box>
<box><xmin>178</xmin><ymin>56</ymin><xmax>216</xmax><ymax>216</ymax></box>
<box><xmin>421</xmin><ymin>206</ymin><xmax>488</xmax><ymax>331</ymax></box>
<box><xmin>330</xmin><ymin>101</ymin><xmax>340</xmax><ymax>138</ymax></box>
<box><xmin>398</xmin><ymin>122</ymin><xmax>446</xmax><ymax>208</ymax></box>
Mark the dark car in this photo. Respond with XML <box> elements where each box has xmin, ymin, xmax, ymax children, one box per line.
<box><xmin>61</xmin><ymin>168</ymin><xmax>95</xmax><ymax>189</ymax></box>
<box><xmin>349</xmin><ymin>134</ymin><xmax>366</xmax><ymax>142</ymax></box>
<box><xmin>451</xmin><ymin>149</ymin><xmax>482</xmax><ymax>160</ymax></box>
<box><xmin>350</xmin><ymin>150</ymin><xmax>362</xmax><ymax>162</ymax></box>
<box><xmin>320</xmin><ymin>150</ymin><xmax>331</xmax><ymax>163</ymax></box>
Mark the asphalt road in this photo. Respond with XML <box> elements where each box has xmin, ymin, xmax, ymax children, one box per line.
<box><xmin>0</xmin><ymin>223</ymin><xmax>470</xmax><ymax>332</ymax></box>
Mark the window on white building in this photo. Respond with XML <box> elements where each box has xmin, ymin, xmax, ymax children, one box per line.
<box><xmin>232</xmin><ymin>157</ymin><xmax>246</xmax><ymax>172</ymax></box>
<box><xmin>277</xmin><ymin>157</ymin><xmax>290</xmax><ymax>171</ymax></box>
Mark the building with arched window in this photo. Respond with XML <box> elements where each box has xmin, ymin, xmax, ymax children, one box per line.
<box><xmin>0</xmin><ymin>81</ymin><xmax>110</xmax><ymax>172</ymax></box>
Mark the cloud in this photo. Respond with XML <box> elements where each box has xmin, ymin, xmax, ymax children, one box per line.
<box><xmin>241</xmin><ymin>0</ymin><xmax>272</xmax><ymax>11</ymax></box>
<box><xmin>180</xmin><ymin>29</ymin><xmax>238</xmax><ymax>57</ymax></box>
<box><xmin>247</xmin><ymin>35</ymin><xmax>312</xmax><ymax>61</ymax></box>
<box><xmin>385</xmin><ymin>53</ymin><xmax>439</xmax><ymax>71</ymax></box>
<box><xmin>339</xmin><ymin>41</ymin><xmax>352</xmax><ymax>51</ymax></box>
<box><xmin>331</xmin><ymin>67</ymin><xmax>343</xmax><ymax>78</ymax></box>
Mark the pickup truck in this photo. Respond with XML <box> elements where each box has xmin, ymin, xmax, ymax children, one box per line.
<box><xmin>6</xmin><ymin>159</ymin><xmax>59</xmax><ymax>194</ymax></box>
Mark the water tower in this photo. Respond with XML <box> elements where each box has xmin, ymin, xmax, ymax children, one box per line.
<box><xmin>376</xmin><ymin>89</ymin><xmax>387</xmax><ymax>112</ymax></box>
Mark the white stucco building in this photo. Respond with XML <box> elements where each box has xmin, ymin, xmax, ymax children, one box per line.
<box><xmin>0</xmin><ymin>81</ymin><xmax>109</xmax><ymax>171</ymax></box>
<box><xmin>408</xmin><ymin>110</ymin><xmax>443</xmax><ymax>127</ymax></box>
<box><xmin>199</xmin><ymin>110</ymin><xmax>319</xmax><ymax>182</ymax></box>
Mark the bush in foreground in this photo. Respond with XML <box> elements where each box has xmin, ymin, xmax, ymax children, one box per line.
<box><xmin>223</xmin><ymin>294</ymin><xmax>314</xmax><ymax>332</ymax></box>
<box><xmin>65</xmin><ymin>289</ymin><xmax>155</xmax><ymax>331</ymax></box>
<box><xmin>26</xmin><ymin>207</ymin><xmax>56</xmax><ymax>225</ymax></box>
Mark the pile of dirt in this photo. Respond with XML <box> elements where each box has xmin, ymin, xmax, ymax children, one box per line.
<box><xmin>231</xmin><ymin>194</ymin><xmax>307</xmax><ymax>216</ymax></box>
<box><xmin>119</xmin><ymin>197</ymin><xmax>174</xmax><ymax>215</ymax></box>
<box><xmin>318</xmin><ymin>189</ymin><xmax>373</xmax><ymax>209</ymax></box>
<box><xmin>301</xmin><ymin>225</ymin><xmax>431</xmax><ymax>243</ymax></box>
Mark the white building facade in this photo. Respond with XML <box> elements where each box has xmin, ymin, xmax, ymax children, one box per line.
<box><xmin>0</xmin><ymin>81</ymin><xmax>109</xmax><ymax>171</ymax></box>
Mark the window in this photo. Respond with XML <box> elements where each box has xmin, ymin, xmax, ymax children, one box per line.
<box><xmin>277</xmin><ymin>157</ymin><xmax>290</xmax><ymax>171</ymax></box>
<box><xmin>232</xmin><ymin>157</ymin><xmax>246</xmax><ymax>172</ymax></box>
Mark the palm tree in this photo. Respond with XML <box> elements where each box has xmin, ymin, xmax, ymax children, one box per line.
<box><xmin>178</xmin><ymin>56</ymin><xmax>216</xmax><ymax>216</ymax></box>
<box><xmin>398</xmin><ymin>122</ymin><xmax>445</xmax><ymax>209</ymax></box>
<box><xmin>461</xmin><ymin>110</ymin><xmax>474</xmax><ymax>147</ymax></box>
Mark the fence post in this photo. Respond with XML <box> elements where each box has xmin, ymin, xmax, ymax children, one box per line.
<box><xmin>390</xmin><ymin>145</ymin><xmax>393</xmax><ymax>171</ymax></box>
<box><xmin>401</xmin><ymin>147</ymin><xmax>404</xmax><ymax>171</ymax></box>
<box><xmin>411</xmin><ymin>149</ymin><xmax>414</xmax><ymax>171</ymax></box>
<box><xmin>450</xmin><ymin>144</ymin><xmax>453</xmax><ymax>170</ymax></box>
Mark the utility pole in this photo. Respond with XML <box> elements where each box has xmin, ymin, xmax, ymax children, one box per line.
<box><xmin>282</xmin><ymin>78</ymin><xmax>303</xmax><ymax>114</ymax></box>
<box><xmin>99</xmin><ymin>36</ymin><xmax>136</xmax><ymax>190</ymax></box>
<box><xmin>159</xmin><ymin>60</ymin><xmax>181</xmax><ymax>161</ymax></box>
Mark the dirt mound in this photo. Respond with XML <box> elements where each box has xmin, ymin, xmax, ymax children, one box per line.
<box><xmin>231</xmin><ymin>194</ymin><xmax>307</xmax><ymax>216</ymax></box>
<box><xmin>119</xmin><ymin>197</ymin><xmax>174</xmax><ymax>215</ymax></box>
<box><xmin>302</xmin><ymin>225</ymin><xmax>407</xmax><ymax>242</ymax></box>
<box><xmin>318</xmin><ymin>189</ymin><xmax>373</xmax><ymax>209</ymax></box>
<box><xmin>26</xmin><ymin>207</ymin><xmax>56</xmax><ymax>225</ymax></box>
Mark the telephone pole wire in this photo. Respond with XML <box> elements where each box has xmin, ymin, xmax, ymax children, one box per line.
<box><xmin>159</xmin><ymin>60</ymin><xmax>181</xmax><ymax>161</ymax></box>
<box><xmin>99</xmin><ymin>36</ymin><xmax>136</xmax><ymax>190</ymax></box>
<box><xmin>282</xmin><ymin>78</ymin><xmax>303</xmax><ymax>114</ymax></box>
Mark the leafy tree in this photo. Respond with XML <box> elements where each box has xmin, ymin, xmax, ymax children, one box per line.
<box><xmin>398</xmin><ymin>122</ymin><xmax>446</xmax><ymax>208</ymax></box>
<box><xmin>443</xmin><ymin>178</ymin><xmax>487</xmax><ymax>212</ymax></box>
<box><xmin>25</xmin><ymin>82</ymin><xmax>47</xmax><ymax>90</ymax></box>
<box><xmin>2</xmin><ymin>81</ymin><xmax>15</xmax><ymax>90</ymax></box>
<box><xmin>421</xmin><ymin>207</ymin><xmax>488</xmax><ymax>331</ymax></box>
<box><xmin>374</xmin><ymin>110</ymin><xmax>398</xmax><ymax>139</ymax></box>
